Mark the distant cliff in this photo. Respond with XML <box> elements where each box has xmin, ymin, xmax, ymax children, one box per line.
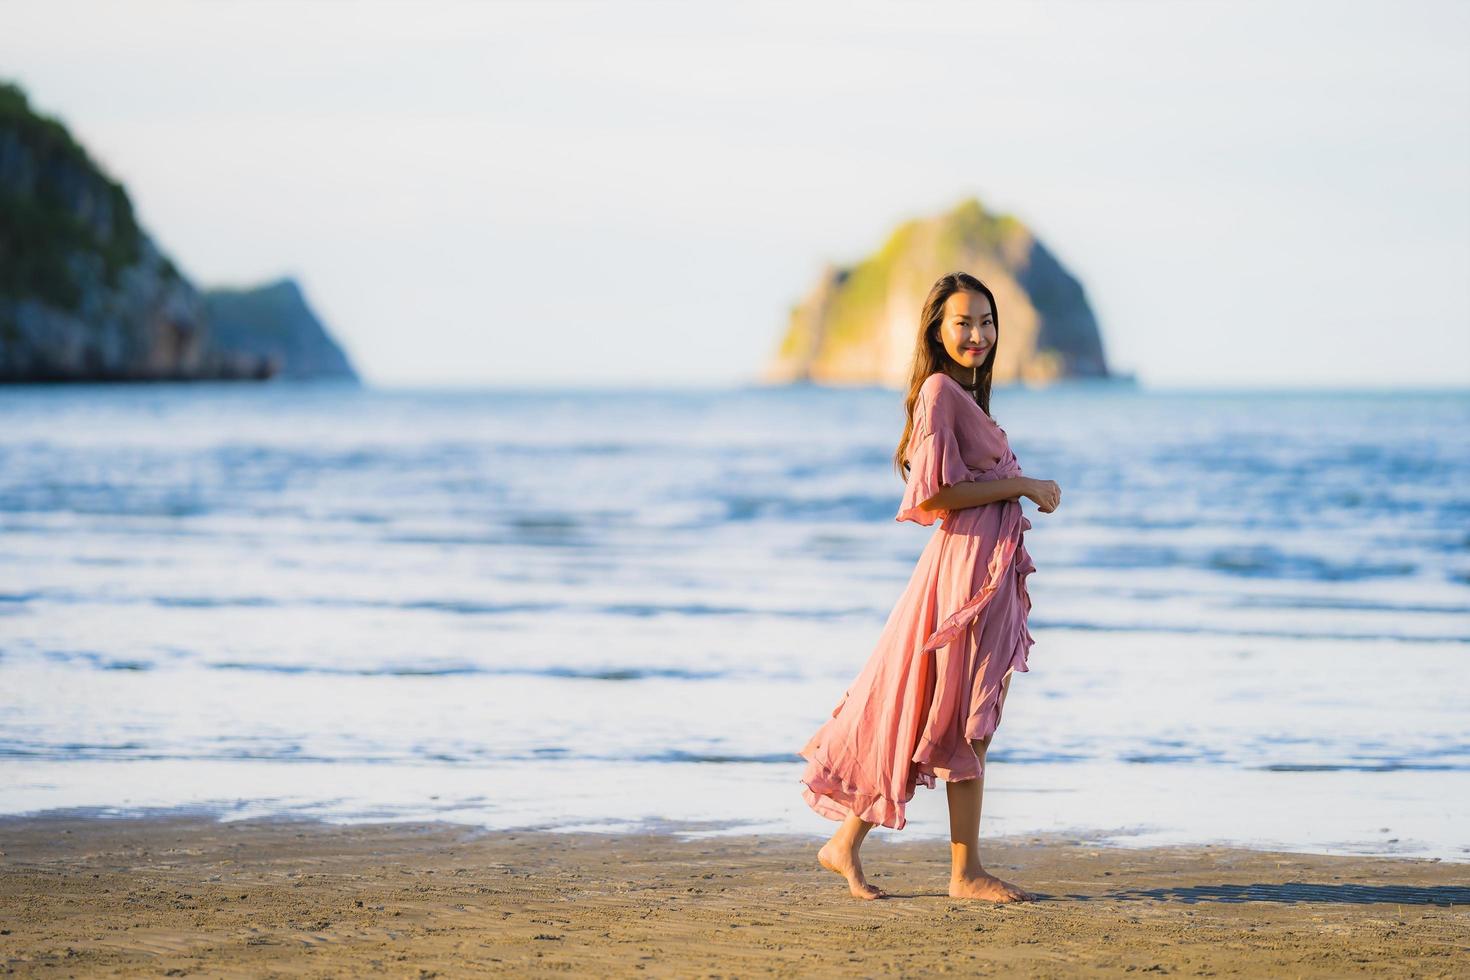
<box><xmin>764</xmin><ymin>197</ymin><xmax>1110</xmax><ymax>386</ymax></box>
<box><xmin>0</xmin><ymin>80</ymin><xmax>358</xmax><ymax>383</ymax></box>
<box><xmin>203</xmin><ymin>279</ymin><xmax>356</xmax><ymax>381</ymax></box>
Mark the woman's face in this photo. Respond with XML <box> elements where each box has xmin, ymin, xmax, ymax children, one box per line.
<box><xmin>936</xmin><ymin>289</ymin><xmax>996</xmax><ymax>369</ymax></box>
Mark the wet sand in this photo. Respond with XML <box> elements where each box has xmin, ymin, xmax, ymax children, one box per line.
<box><xmin>1</xmin><ymin>812</ymin><xmax>1466</xmax><ymax>977</ymax></box>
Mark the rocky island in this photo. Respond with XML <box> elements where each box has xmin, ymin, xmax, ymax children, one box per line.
<box><xmin>765</xmin><ymin>197</ymin><xmax>1112</xmax><ymax>387</ymax></box>
<box><xmin>0</xmin><ymin>80</ymin><xmax>357</xmax><ymax>383</ymax></box>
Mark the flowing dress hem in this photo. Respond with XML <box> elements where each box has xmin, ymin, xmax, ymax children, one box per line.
<box><xmin>797</xmin><ymin>454</ymin><xmax>1037</xmax><ymax>828</ymax></box>
<box><xmin>796</xmin><ymin>751</ymin><xmax>930</xmax><ymax>830</ymax></box>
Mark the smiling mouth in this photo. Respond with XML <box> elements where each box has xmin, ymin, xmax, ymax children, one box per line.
<box><xmin>965</xmin><ymin>346</ymin><xmax>987</xmax><ymax>354</ymax></box>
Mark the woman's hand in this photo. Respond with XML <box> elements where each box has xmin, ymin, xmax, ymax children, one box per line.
<box><xmin>1021</xmin><ymin>477</ymin><xmax>1061</xmax><ymax>513</ymax></box>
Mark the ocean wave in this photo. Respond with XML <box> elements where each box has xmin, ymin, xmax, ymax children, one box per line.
<box><xmin>204</xmin><ymin>661</ymin><xmax>733</xmax><ymax>681</ymax></box>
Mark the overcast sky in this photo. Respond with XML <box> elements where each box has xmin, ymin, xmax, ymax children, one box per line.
<box><xmin>3</xmin><ymin>0</ymin><xmax>1466</xmax><ymax>388</ymax></box>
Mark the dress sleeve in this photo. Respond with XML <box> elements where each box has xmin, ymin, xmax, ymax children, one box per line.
<box><xmin>895</xmin><ymin>384</ymin><xmax>972</xmax><ymax>526</ymax></box>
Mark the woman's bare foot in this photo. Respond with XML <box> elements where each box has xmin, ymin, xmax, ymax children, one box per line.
<box><xmin>949</xmin><ymin>869</ymin><xmax>1036</xmax><ymax>902</ymax></box>
<box><xmin>817</xmin><ymin>839</ymin><xmax>888</xmax><ymax>900</ymax></box>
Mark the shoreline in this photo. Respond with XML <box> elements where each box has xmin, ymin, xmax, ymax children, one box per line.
<box><xmin>2</xmin><ymin>811</ymin><xmax>1466</xmax><ymax>977</ymax></box>
<box><xmin>6</xmin><ymin>755</ymin><xmax>1466</xmax><ymax>864</ymax></box>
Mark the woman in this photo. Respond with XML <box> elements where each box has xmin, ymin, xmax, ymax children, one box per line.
<box><xmin>797</xmin><ymin>271</ymin><xmax>1061</xmax><ymax>902</ymax></box>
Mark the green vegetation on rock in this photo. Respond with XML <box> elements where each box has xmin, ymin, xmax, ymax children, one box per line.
<box><xmin>0</xmin><ymin>78</ymin><xmax>357</xmax><ymax>383</ymax></box>
<box><xmin>0</xmin><ymin>81</ymin><xmax>142</xmax><ymax>309</ymax></box>
<box><xmin>765</xmin><ymin>196</ymin><xmax>1110</xmax><ymax>387</ymax></box>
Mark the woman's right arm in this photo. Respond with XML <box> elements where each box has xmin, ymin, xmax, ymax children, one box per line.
<box><xmin>918</xmin><ymin>476</ymin><xmax>1049</xmax><ymax>514</ymax></box>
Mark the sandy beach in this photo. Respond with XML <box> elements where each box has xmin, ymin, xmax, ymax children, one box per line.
<box><xmin>1</xmin><ymin>813</ymin><xmax>1465</xmax><ymax>977</ymax></box>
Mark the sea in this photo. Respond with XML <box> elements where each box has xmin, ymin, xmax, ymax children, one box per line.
<box><xmin>1</xmin><ymin>380</ymin><xmax>1467</xmax><ymax>860</ymax></box>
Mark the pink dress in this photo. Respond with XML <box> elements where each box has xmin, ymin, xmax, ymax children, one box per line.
<box><xmin>798</xmin><ymin>370</ymin><xmax>1037</xmax><ymax>830</ymax></box>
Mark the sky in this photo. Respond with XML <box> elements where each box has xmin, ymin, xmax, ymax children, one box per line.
<box><xmin>3</xmin><ymin>0</ymin><xmax>1467</xmax><ymax>389</ymax></box>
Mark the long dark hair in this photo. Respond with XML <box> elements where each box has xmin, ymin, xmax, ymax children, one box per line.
<box><xmin>894</xmin><ymin>271</ymin><xmax>1001</xmax><ymax>480</ymax></box>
